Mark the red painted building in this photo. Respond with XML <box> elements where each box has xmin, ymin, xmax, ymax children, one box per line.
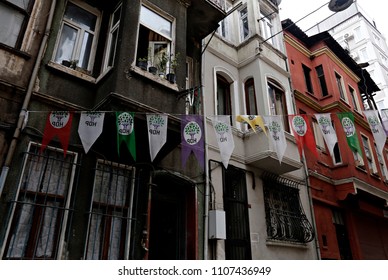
<box><xmin>283</xmin><ymin>19</ymin><xmax>388</xmax><ymax>259</ymax></box>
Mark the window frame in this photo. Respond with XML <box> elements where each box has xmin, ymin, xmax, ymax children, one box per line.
<box><xmin>239</xmin><ymin>5</ymin><xmax>249</xmax><ymax>42</ymax></box>
<box><xmin>312</xmin><ymin>119</ymin><xmax>326</xmax><ymax>152</ymax></box>
<box><xmin>84</xmin><ymin>159</ymin><xmax>134</xmax><ymax>260</ymax></box>
<box><xmin>1</xmin><ymin>142</ymin><xmax>78</xmax><ymax>260</ymax></box>
<box><xmin>216</xmin><ymin>74</ymin><xmax>232</xmax><ymax>116</ymax></box>
<box><xmin>244</xmin><ymin>78</ymin><xmax>258</xmax><ymax>115</ymax></box>
<box><xmin>361</xmin><ymin>134</ymin><xmax>378</xmax><ymax>174</ymax></box>
<box><xmin>302</xmin><ymin>64</ymin><xmax>313</xmax><ymax>94</ymax></box>
<box><xmin>0</xmin><ymin>0</ymin><xmax>34</xmax><ymax>49</ymax></box>
<box><xmin>52</xmin><ymin>0</ymin><xmax>102</xmax><ymax>72</ymax></box>
<box><xmin>315</xmin><ymin>65</ymin><xmax>328</xmax><ymax>97</ymax></box>
<box><xmin>267</xmin><ymin>79</ymin><xmax>289</xmax><ymax>132</ymax></box>
<box><xmin>102</xmin><ymin>3</ymin><xmax>122</xmax><ymax>72</ymax></box>
<box><xmin>335</xmin><ymin>72</ymin><xmax>347</xmax><ymax>102</ymax></box>
<box><xmin>348</xmin><ymin>85</ymin><xmax>361</xmax><ymax>112</ymax></box>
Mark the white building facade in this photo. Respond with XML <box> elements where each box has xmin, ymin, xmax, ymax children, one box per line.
<box><xmin>201</xmin><ymin>0</ymin><xmax>319</xmax><ymax>260</ymax></box>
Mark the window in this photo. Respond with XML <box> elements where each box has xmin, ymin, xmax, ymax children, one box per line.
<box><xmin>85</xmin><ymin>160</ymin><xmax>134</xmax><ymax>260</ymax></box>
<box><xmin>53</xmin><ymin>1</ymin><xmax>101</xmax><ymax>71</ymax></box>
<box><xmin>361</xmin><ymin>135</ymin><xmax>378</xmax><ymax>174</ymax></box>
<box><xmin>216</xmin><ymin>74</ymin><xmax>232</xmax><ymax>116</ymax></box>
<box><xmin>103</xmin><ymin>4</ymin><xmax>121</xmax><ymax>71</ymax></box>
<box><xmin>315</xmin><ymin>65</ymin><xmax>328</xmax><ymax>97</ymax></box>
<box><xmin>359</xmin><ymin>48</ymin><xmax>368</xmax><ymax>61</ymax></box>
<box><xmin>239</xmin><ymin>6</ymin><xmax>249</xmax><ymax>41</ymax></box>
<box><xmin>335</xmin><ymin>72</ymin><xmax>347</xmax><ymax>101</ymax></box>
<box><xmin>216</xmin><ymin>0</ymin><xmax>232</xmax><ymax>40</ymax></box>
<box><xmin>375</xmin><ymin>143</ymin><xmax>386</xmax><ymax>179</ymax></box>
<box><xmin>223</xmin><ymin>166</ymin><xmax>251</xmax><ymax>259</ymax></box>
<box><xmin>262</xmin><ymin>173</ymin><xmax>314</xmax><ymax>243</ymax></box>
<box><xmin>313</xmin><ymin>119</ymin><xmax>325</xmax><ymax>151</ymax></box>
<box><xmin>354</xmin><ymin>26</ymin><xmax>362</xmax><ymax>42</ymax></box>
<box><xmin>268</xmin><ymin>80</ymin><xmax>289</xmax><ymax>132</ymax></box>
<box><xmin>0</xmin><ymin>0</ymin><xmax>33</xmax><ymax>48</ymax></box>
<box><xmin>244</xmin><ymin>78</ymin><xmax>257</xmax><ymax>115</ymax></box>
<box><xmin>136</xmin><ymin>4</ymin><xmax>174</xmax><ymax>73</ymax></box>
<box><xmin>2</xmin><ymin>143</ymin><xmax>77</xmax><ymax>259</ymax></box>
<box><xmin>348</xmin><ymin>86</ymin><xmax>360</xmax><ymax>112</ymax></box>
<box><xmin>302</xmin><ymin>64</ymin><xmax>313</xmax><ymax>94</ymax></box>
<box><xmin>260</xmin><ymin>12</ymin><xmax>274</xmax><ymax>45</ymax></box>
<box><xmin>333</xmin><ymin>143</ymin><xmax>342</xmax><ymax>165</ymax></box>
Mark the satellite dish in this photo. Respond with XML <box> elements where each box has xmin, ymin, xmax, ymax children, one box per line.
<box><xmin>328</xmin><ymin>0</ymin><xmax>353</xmax><ymax>12</ymax></box>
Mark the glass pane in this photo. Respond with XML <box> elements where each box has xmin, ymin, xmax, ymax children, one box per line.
<box><xmin>65</xmin><ymin>2</ymin><xmax>97</xmax><ymax>31</ymax></box>
<box><xmin>112</xmin><ymin>5</ymin><xmax>121</xmax><ymax>27</ymax></box>
<box><xmin>55</xmin><ymin>24</ymin><xmax>77</xmax><ymax>63</ymax></box>
<box><xmin>0</xmin><ymin>3</ymin><xmax>24</xmax><ymax>47</ymax></box>
<box><xmin>140</xmin><ymin>5</ymin><xmax>172</xmax><ymax>38</ymax></box>
<box><xmin>79</xmin><ymin>32</ymin><xmax>93</xmax><ymax>69</ymax></box>
<box><xmin>107</xmin><ymin>29</ymin><xmax>118</xmax><ymax>67</ymax></box>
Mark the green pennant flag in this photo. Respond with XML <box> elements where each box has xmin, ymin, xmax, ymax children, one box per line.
<box><xmin>116</xmin><ymin>112</ymin><xmax>136</xmax><ymax>161</ymax></box>
<box><xmin>337</xmin><ymin>112</ymin><xmax>362</xmax><ymax>157</ymax></box>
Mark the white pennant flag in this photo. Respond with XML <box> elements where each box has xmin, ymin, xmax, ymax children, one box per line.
<box><xmin>211</xmin><ymin>115</ymin><xmax>235</xmax><ymax>168</ymax></box>
<box><xmin>147</xmin><ymin>114</ymin><xmax>168</xmax><ymax>162</ymax></box>
<box><xmin>264</xmin><ymin>115</ymin><xmax>287</xmax><ymax>164</ymax></box>
<box><xmin>315</xmin><ymin>113</ymin><xmax>338</xmax><ymax>157</ymax></box>
<box><xmin>78</xmin><ymin>112</ymin><xmax>105</xmax><ymax>153</ymax></box>
<box><xmin>363</xmin><ymin>110</ymin><xmax>387</xmax><ymax>157</ymax></box>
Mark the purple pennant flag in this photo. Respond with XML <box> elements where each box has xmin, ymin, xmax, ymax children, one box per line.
<box><xmin>181</xmin><ymin>115</ymin><xmax>205</xmax><ymax>170</ymax></box>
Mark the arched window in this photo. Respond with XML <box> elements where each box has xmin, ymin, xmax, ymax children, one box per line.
<box><xmin>217</xmin><ymin>74</ymin><xmax>232</xmax><ymax>116</ymax></box>
<box><xmin>267</xmin><ymin>80</ymin><xmax>289</xmax><ymax>132</ymax></box>
<box><xmin>244</xmin><ymin>78</ymin><xmax>257</xmax><ymax>115</ymax></box>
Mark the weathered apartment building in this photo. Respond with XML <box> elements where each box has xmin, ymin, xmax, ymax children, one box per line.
<box><xmin>0</xmin><ymin>0</ymin><xmax>226</xmax><ymax>260</ymax></box>
<box><xmin>284</xmin><ymin>19</ymin><xmax>388</xmax><ymax>259</ymax></box>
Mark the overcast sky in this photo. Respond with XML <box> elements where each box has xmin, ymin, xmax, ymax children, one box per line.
<box><xmin>279</xmin><ymin>0</ymin><xmax>388</xmax><ymax>38</ymax></box>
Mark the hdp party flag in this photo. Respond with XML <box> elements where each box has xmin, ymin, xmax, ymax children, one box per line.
<box><xmin>181</xmin><ymin>115</ymin><xmax>204</xmax><ymax>170</ymax></box>
<box><xmin>41</xmin><ymin>111</ymin><xmax>73</xmax><ymax>156</ymax></box>
<box><xmin>116</xmin><ymin>112</ymin><xmax>136</xmax><ymax>161</ymax></box>
<box><xmin>380</xmin><ymin>109</ymin><xmax>388</xmax><ymax>136</ymax></box>
<box><xmin>236</xmin><ymin>115</ymin><xmax>267</xmax><ymax>135</ymax></box>
<box><xmin>147</xmin><ymin>114</ymin><xmax>168</xmax><ymax>162</ymax></box>
<box><xmin>337</xmin><ymin>112</ymin><xmax>362</xmax><ymax>157</ymax></box>
<box><xmin>363</xmin><ymin>110</ymin><xmax>387</xmax><ymax>157</ymax></box>
<box><xmin>211</xmin><ymin>115</ymin><xmax>235</xmax><ymax>168</ymax></box>
<box><xmin>289</xmin><ymin>114</ymin><xmax>318</xmax><ymax>158</ymax></box>
<box><xmin>264</xmin><ymin>115</ymin><xmax>287</xmax><ymax>164</ymax></box>
<box><xmin>315</xmin><ymin>113</ymin><xmax>338</xmax><ymax>158</ymax></box>
<box><xmin>78</xmin><ymin>112</ymin><xmax>105</xmax><ymax>154</ymax></box>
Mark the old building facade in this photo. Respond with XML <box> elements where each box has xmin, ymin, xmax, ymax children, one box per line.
<box><xmin>201</xmin><ymin>0</ymin><xmax>318</xmax><ymax>259</ymax></box>
<box><xmin>284</xmin><ymin>19</ymin><xmax>388</xmax><ymax>259</ymax></box>
<box><xmin>0</xmin><ymin>0</ymin><xmax>225</xmax><ymax>260</ymax></box>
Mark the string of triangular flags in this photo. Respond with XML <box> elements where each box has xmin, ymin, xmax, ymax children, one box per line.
<box><xmin>31</xmin><ymin>110</ymin><xmax>388</xmax><ymax>170</ymax></box>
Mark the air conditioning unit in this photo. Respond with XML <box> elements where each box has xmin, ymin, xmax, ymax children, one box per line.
<box><xmin>350</xmin><ymin>53</ymin><xmax>359</xmax><ymax>60</ymax></box>
<box><xmin>344</xmin><ymin>32</ymin><xmax>354</xmax><ymax>40</ymax></box>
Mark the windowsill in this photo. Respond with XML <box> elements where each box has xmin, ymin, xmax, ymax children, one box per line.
<box><xmin>266</xmin><ymin>239</ymin><xmax>308</xmax><ymax>249</ymax></box>
<box><xmin>0</xmin><ymin>42</ymin><xmax>31</xmax><ymax>59</ymax></box>
<box><xmin>130</xmin><ymin>65</ymin><xmax>179</xmax><ymax>91</ymax></box>
<box><xmin>306</xmin><ymin>91</ymin><xmax>318</xmax><ymax>101</ymax></box>
<box><xmin>319</xmin><ymin>94</ymin><xmax>333</xmax><ymax>101</ymax></box>
<box><xmin>47</xmin><ymin>61</ymin><xmax>113</xmax><ymax>84</ymax></box>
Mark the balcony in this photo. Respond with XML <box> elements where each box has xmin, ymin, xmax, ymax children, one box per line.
<box><xmin>187</xmin><ymin>0</ymin><xmax>226</xmax><ymax>40</ymax></box>
<box><xmin>242</xmin><ymin>131</ymin><xmax>303</xmax><ymax>174</ymax></box>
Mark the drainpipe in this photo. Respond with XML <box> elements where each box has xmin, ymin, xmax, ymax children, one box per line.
<box><xmin>0</xmin><ymin>0</ymin><xmax>57</xmax><ymax>197</ymax></box>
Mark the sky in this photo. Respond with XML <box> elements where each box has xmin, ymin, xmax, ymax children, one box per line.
<box><xmin>278</xmin><ymin>0</ymin><xmax>388</xmax><ymax>37</ymax></box>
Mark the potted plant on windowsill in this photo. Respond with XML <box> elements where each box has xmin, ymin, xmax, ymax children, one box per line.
<box><xmin>157</xmin><ymin>51</ymin><xmax>169</xmax><ymax>78</ymax></box>
<box><xmin>166</xmin><ymin>52</ymin><xmax>180</xmax><ymax>84</ymax></box>
<box><xmin>137</xmin><ymin>57</ymin><xmax>148</xmax><ymax>71</ymax></box>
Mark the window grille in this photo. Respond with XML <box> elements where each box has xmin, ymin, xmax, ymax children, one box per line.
<box><xmin>84</xmin><ymin>160</ymin><xmax>135</xmax><ymax>260</ymax></box>
<box><xmin>262</xmin><ymin>172</ymin><xmax>314</xmax><ymax>243</ymax></box>
<box><xmin>2</xmin><ymin>143</ymin><xmax>78</xmax><ymax>259</ymax></box>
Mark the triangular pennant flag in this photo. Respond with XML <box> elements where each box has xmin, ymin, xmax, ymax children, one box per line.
<box><xmin>147</xmin><ymin>114</ymin><xmax>168</xmax><ymax>162</ymax></box>
<box><xmin>78</xmin><ymin>112</ymin><xmax>105</xmax><ymax>154</ymax></box>
<box><xmin>116</xmin><ymin>112</ymin><xmax>136</xmax><ymax>161</ymax></box>
<box><xmin>289</xmin><ymin>114</ymin><xmax>318</xmax><ymax>158</ymax></box>
<box><xmin>41</xmin><ymin>111</ymin><xmax>73</xmax><ymax>156</ymax></box>
<box><xmin>211</xmin><ymin>115</ymin><xmax>235</xmax><ymax>168</ymax></box>
<box><xmin>381</xmin><ymin>109</ymin><xmax>388</xmax><ymax>136</ymax></box>
<box><xmin>236</xmin><ymin>115</ymin><xmax>267</xmax><ymax>135</ymax></box>
<box><xmin>315</xmin><ymin>113</ymin><xmax>338</xmax><ymax>158</ymax></box>
<box><xmin>181</xmin><ymin>115</ymin><xmax>205</xmax><ymax>170</ymax></box>
<box><xmin>363</xmin><ymin>110</ymin><xmax>387</xmax><ymax>157</ymax></box>
<box><xmin>337</xmin><ymin>112</ymin><xmax>363</xmax><ymax>157</ymax></box>
<box><xmin>264</xmin><ymin>115</ymin><xmax>287</xmax><ymax>164</ymax></box>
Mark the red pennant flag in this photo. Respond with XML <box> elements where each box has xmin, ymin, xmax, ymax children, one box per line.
<box><xmin>41</xmin><ymin>111</ymin><xmax>73</xmax><ymax>156</ymax></box>
<box><xmin>289</xmin><ymin>114</ymin><xmax>318</xmax><ymax>159</ymax></box>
